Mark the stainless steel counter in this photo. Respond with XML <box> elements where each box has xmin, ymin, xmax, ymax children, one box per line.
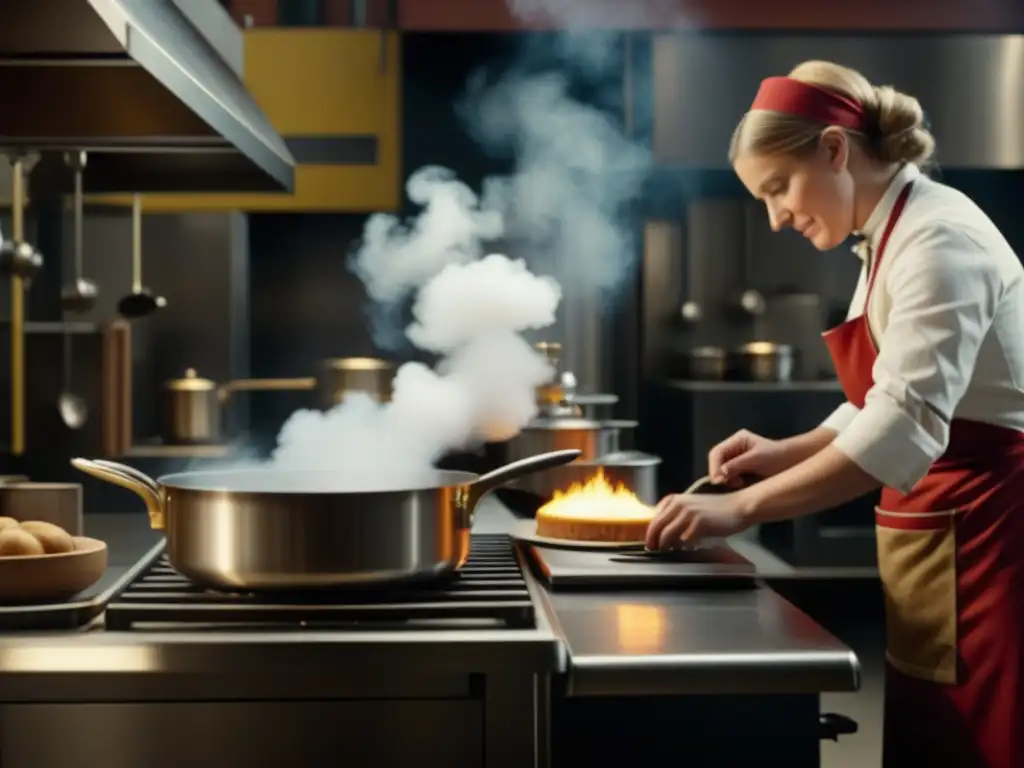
<box><xmin>0</xmin><ymin>501</ymin><xmax>860</xmax><ymax>700</ymax></box>
<box><xmin>478</xmin><ymin>505</ymin><xmax>858</xmax><ymax>696</ymax></box>
<box><xmin>544</xmin><ymin>590</ymin><xmax>857</xmax><ymax>696</ymax></box>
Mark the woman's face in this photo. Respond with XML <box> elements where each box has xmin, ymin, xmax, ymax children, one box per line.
<box><xmin>733</xmin><ymin>130</ymin><xmax>855</xmax><ymax>251</ymax></box>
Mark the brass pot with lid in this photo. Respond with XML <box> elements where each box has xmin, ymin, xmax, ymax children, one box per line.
<box><xmin>161</xmin><ymin>358</ymin><xmax>396</xmax><ymax>444</ymax></box>
<box><xmin>162</xmin><ymin>368</ymin><xmax>224</xmax><ymax>444</ymax></box>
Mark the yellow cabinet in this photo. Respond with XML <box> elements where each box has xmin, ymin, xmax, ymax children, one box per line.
<box><xmin>89</xmin><ymin>30</ymin><xmax>401</xmax><ymax>212</ymax></box>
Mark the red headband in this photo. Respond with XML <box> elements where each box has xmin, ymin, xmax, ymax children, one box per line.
<box><xmin>750</xmin><ymin>76</ymin><xmax>868</xmax><ymax>132</ymax></box>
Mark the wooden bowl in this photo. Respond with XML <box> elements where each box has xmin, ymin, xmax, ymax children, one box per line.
<box><xmin>0</xmin><ymin>537</ymin><xmax>108</xmax><ymax>604</ymax></box>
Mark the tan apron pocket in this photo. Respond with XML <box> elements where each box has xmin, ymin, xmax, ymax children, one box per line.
<box><xmin>875</xmin><ymin>508</ymin><xmax>959</xmax><ymax>684</ymax></box>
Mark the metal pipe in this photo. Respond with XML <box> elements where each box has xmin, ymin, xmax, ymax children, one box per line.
<box><xmin>131</xmin><ymin>194</ymin><xmax>142</xmax><ymax>292</ymax></box>
<box><xmin>9</xmin><ymin>156</ymin><xmax>25</xmax><ymax>455</ymax></box>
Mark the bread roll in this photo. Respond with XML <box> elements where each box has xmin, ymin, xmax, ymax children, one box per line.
<box><xmin>0</xmin><ymin>516</ymin><xmax>19</xmax><ymax>533</ymax></box>
<box><xmin>18</xmin><ymin>521</ymin><xmax>75</xmax><ymax>554</ymax></box>
<box><xmin>0</xmin><ymin>527</ymin><xmax>45</xmax><ymax>557</ymax></box>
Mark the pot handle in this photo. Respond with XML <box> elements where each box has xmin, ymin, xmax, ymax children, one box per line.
<box><xmin>70</xmin><ymin>458</ymin><xmax>166</xmax><ymax>531</ymax></box>
<box><xmin>683</xmin><ymin>475</ymin><xmax>714</xmax><ymax>494</ymax></box>
<box><xmin>92</xmin><ymin>459</ymin><xmax>161</xmax><ymax>493</ymax></box>
<box><xmin>465</xmin><ymin>449</ymin><xmax>582</xmax><ymax>514</ymax></box>
<box><xmin>218</xmin><ymin>378</ymin><xmax>318</xmax><ymax>403</ymax></box>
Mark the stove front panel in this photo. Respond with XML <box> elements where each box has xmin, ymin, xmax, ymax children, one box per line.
<box><xmin>0</xmin><ymin>700</ymin><xmax>483</xmax><ymax>768</ymax></box>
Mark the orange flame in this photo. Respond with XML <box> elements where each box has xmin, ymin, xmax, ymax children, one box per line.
<box><xmin>538</xmin><ymin>468</ymin><xmax>655</xmax><ymax>520</ymax></box>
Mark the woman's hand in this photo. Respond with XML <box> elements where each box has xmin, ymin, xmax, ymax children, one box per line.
<box><xmin>708</xmin><ymin>429</ymin><xmax>795</xmax><ymax>486</ymax></box>
<box><xmin>645</xmin><ymin>490</ymin><xmax>753</xmax><ymax>550</ymax></box>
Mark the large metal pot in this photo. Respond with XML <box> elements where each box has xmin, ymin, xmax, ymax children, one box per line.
<box><xmin>162</xmin><ymin>357</ymin><xmax>395</xmax><ymax>444</ymax></box>
<box><xmin>70</xmin><ymin>449</ymin><xmax>580</xmax><ymax>590</ymax></box>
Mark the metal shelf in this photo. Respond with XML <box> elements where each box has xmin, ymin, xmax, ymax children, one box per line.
<box><xmin>0</xmin><ymin>321</ymin><xmax>99</xmax><ymax>335</ymax></box>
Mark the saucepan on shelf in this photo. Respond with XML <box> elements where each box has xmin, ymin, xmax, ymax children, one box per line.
<box><xmin>162</xmin><ymin>357</ymin><xmax>394</xmax><ymax>444</ymax></box>
<box><xmin>731</xmin><ymin>341</ymin><xmax>797</xmax><ymax>383</ymax></box>
<box><xmin>675</xmin><ymin>345</ymin><xmax>729</xmax><ymax>381</ymax></box>
<box><xmin>70</xmin><ymin>449</ymin><xmax>581</xmax><ymax>591</ymax></box>
<box><xmin>676</xmin><ymin>342</ymin><xmax>797</xmax><ymax>383</ymax></box>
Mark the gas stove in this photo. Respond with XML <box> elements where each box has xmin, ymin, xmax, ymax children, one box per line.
<box><xmin>104</xmin><ymin>534</ymin><xmax>536</xmax><ymax>631</ymax></box>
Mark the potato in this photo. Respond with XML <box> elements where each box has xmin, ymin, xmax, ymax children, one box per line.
<box><xmin>17</xmin><ymin>521</ymin><xmax>75</xmax><ymax>555</ymax></box>
<box><xmin>0</xmin><ymin>516</ymin><xmax>19</xmax><ymax>533</ymax></box>
<box><xmin>0</xmin><ymin>527</ymin><xmax>45</xmax><ymax>557</ymax></box>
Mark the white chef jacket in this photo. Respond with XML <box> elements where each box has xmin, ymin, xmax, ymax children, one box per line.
<box><xmin>820</xmin><ymin>162</ymin><xmax>1024</xmax><ymax>494</ymax></box>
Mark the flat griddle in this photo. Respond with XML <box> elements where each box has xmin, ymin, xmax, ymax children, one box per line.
<box><xmin>525</xmin><ymin>541</ymin><xmax>759</xmax><ymax>591</ymax></box>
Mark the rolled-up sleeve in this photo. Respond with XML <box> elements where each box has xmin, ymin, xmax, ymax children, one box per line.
<box><xmin>832</xmin><ymin>226</ymin><xmax>1003</xmax><ymax>494</ymax></box>
<box><xmin>821</xmin><ymin>402</ymin><xmax>860</xmax><ymax>433</ymax></box>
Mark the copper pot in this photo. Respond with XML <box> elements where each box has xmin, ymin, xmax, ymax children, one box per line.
<box><xmin>162</xmin><ymin>358</ymin><xmax>395</xmax><ymax>444</ymax></box>
<box><xmin>505</xmin><ymin>417</ymin><xmax>603</xmax><ymax>463</ymax></box>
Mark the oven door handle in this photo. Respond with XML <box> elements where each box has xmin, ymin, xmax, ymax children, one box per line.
<box><xmin>819</xmin><ymin>712</ymin><xmax>859</xmax><ymax>741</ymax></box>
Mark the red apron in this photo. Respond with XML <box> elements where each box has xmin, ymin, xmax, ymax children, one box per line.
<box><xmin>822</xmin><ymin>182</ymin><xmax>1024</xmax><ymax>768</ymax></box>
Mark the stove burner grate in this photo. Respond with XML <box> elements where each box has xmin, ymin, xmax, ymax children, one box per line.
<box><xmin>105</xmin><ymin>534</ymin><xmax>535</xmax><ymax>631</ymax></box>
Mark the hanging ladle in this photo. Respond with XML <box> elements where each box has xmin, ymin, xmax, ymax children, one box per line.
<box><xmin>59</xmin><ymin>152</ymin><xmax>99</xmax><ymax>314</ymax></box>
<box><xmin>57</xmin><ymin>152</ymin><xmax>94</xmax><ymax>430</ymax></box>
<box><xmin>117</xmin><ymin>194</ymin><xmax>166</xmax><ymax>319</ymax></box>
<box><xmin>0</xmin><ymin>154</ymin><xmax>43</xmax><ymax>285</ymax></box>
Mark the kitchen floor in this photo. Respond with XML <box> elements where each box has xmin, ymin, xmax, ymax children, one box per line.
<box><xmin>820</xmin><ymin>625</ymin><xmax>885</xmax><ymax>767</ymax></box>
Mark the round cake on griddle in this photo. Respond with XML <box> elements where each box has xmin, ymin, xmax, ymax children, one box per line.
<box><xmin>535</xmin><ymin>474</ymin><xmax>655</xmax><ymax>542</ymax></box>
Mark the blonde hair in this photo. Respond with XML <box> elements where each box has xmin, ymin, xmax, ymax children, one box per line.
<box><xmin>729</xmin><ymin>60</ymin><xmax>936</xmax><ymax>167</ymax></box>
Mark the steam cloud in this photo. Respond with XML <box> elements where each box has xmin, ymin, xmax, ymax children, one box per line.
<box><xmin>272</xmin><ymin>243</ymin><xmax>560</xmax><ymax>477</ymax></box>
<box><xmin>264</xmin><ymin>0</ymin><xmax>659</xmax><ymax>478</ymax></box>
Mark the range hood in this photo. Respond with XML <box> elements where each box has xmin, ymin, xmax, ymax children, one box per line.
<box><xmin>0</xmin><ymin>0</ymin><xmax>295</xmax><ymax>194</ymax></box>
<box><xmin>652</xmin><ymin>35</ymin><xmax>1024</xmax><ymax>170</ymax></box>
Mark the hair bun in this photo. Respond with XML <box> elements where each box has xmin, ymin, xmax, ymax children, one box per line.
<box><xmin>871</xmin><ymin>85</ymin><xmax>936</xmax><ymax>166</ymax></box>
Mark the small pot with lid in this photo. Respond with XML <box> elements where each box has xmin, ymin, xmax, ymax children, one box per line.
<box><xmin>161</xmin><ymin>368</ymin><xmax>323</xmax><ymax>444</ymax></box>
<box><xmin>162</xmin><ymin>369</ymin><xmax>223</xmax><ymax>444</ymax></box>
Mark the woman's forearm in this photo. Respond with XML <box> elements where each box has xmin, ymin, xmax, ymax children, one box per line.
<box><xmin>776</xmin><ymin>427</ymin><xmax>841</xmax><ymax>469</ymax></box>
<box><xmin>738</xmin><ymin>445</ymin><xmax>881</xmax><ymax>525</ymax></box>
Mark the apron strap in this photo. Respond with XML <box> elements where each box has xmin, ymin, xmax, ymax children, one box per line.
<box><xmin>865</xmin><ymin>181</ymin><xmax>915</xmax><ymax>302</ymax></box>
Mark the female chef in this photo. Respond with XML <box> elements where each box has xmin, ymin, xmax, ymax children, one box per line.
<box><xmin>646</xmin><ymin>60</ymin><xmax>1024</xmax><ymax>767</ymax></box>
